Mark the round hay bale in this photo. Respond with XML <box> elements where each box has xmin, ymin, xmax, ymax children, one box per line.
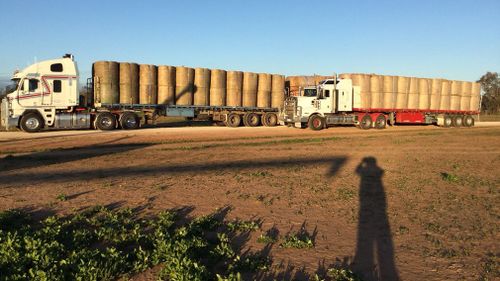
<box><xmin>175</xmin><ymin>66</ymin><xmax>195</xmax><ymax>106</ymax></box>
<box><xmin>210</xmin><ymin>69</ymin><xmax>227</xmax><ymax>106</ymax></box>
<box><xmin>417</xmin><ymin>79</ymin><xmax>430</xmax><ymax>110</ymax></box>
<box><xmin>243</xmin><ymin>72</ymin><xmax>258</xmax><ymax>107</ymax></box>
<box><xmin>382</xmin><ymin>75</ymin><xmax>397</xmax><ymax>109</ymax></box>
<box><xmin>139</xmin><ymin>64</ymin><xmax>157</xmax><ymax>104</ymax></box>
<box><xmin>450</xmin><ymin>81</ymin><xmax>462</xmax><ymax>110</ymax></box>
<box><xmin>396</xmin><ymin>76</ymin><xmax>409</xmax><ymax>109</ymax></box>
<box><xmin>119</xmin><ymin>62</ymin><xmax>139</xmax><ymax>104</ymax></box>
<box><xmin>439</xmin><ymin>80</ymin><xmax>451</xmax><ymax>110</ymax></box>
<box><xmin>193</xmin><ymin>68</ymin><xmax>210</xmax><ymax>106</ymax></box>
<box><xmin>271</xmin><ymin>74</ymin><xmax>285</xmax><ymax>109</ymax></box>
<box><xmin>407</xmin><ymin>77</ymin><xmax>419</xmax><ymax>109</ymax></box>
<box><xmin>158</xmin><ymin>65</ymin><xmax>176</xmax><ymax>105</ymax></box>
<box><xmin>370</xmin><ymin>75</ymin><xmax>382</xmax><ymax>109</ymax></box>
<box><xmin>460</xmin><ymin>82</ymin><xmax>473</xmax><ymax>111</ymax></box>
<box><xmin>351</xmin><ymin>74</ymin><xmax>371</xmax><ymax>108</ymax></box>
<box><xmin>93</xmin><ymin>61</ymin><xmax>119</xmax><ymax>104</ymax></box>
<box><xmin>226</xmin><ymin>71</ymin><xmax>243</xmax><ymax>107</ymax></box>
<box><xmin>429</xmin><ymin>78</ymin><xmax>442</xmax><ymax>110</ymax></box>
<box><xmin>470</xmin><ymin>82</ymin><xmax>481</xmax><ymax>111</ymax></box>
<box><xmin>257</xmin><ymin>73</ymin><xmax>272</xmax><ymax>108</ymax></box>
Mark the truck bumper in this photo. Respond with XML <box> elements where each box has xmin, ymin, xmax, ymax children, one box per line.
<box><xmin>1</xmin><ymin>98</ymin><xmax>18</xmax><ymax>130</ymax></box>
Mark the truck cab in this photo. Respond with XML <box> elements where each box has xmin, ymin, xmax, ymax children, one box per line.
<box><xmin>1</xmin><ymin>55</ymin><xmax>91</xmax><ymax>132</ymax></box>
<box><xmin>280</xmin><ymin>77</ymin><xmax>359</xmax><ymax>129</ymax></box>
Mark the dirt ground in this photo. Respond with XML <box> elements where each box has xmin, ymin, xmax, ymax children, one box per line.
<box><xmin>0</xmin><ymin>123</ymin><xmax>499</xmax><ymax>280</ymax></box>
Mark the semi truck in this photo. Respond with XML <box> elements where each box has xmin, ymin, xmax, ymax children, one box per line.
<box><xmin>280</xmin><ymin>75</ymin><xmax>481</xmax><ymax>130</ymax></box>
<box><xmin>0</xmin><ymin>55</ymin><xmax>280</xmax><ymax>132</ymax></box>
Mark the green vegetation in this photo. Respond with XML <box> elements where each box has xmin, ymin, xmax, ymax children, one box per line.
<box><xmin>226</xmin><ymin>220</ymin><xmax>259</xmax><ymax>232</ymax></box>
<box><xmin>440</xmin><ymin>172</ymin><xmax>459</xmax><ymax>182</ymax></box>
<box><xmin>0</xmin><ymin>206</ymin><xmax>269</xmax><ymax>281</ymax></box>
<box><xmin>280</xmin><ymin>231</ymin><xmax>314</xmax><ymax>249</ymax></box>
<box><xmin>314</xmin><ymin>268</ymin><xmax>362</xmax><ymax>281</ymax></box>
<box><xmin>56</xmin><ymin>193</ymin><xmax>67</xmax><ymax>201</ymax></box>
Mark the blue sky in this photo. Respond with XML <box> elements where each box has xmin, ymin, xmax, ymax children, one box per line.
<box><xmin>0</xmin><ymin>0</ymin><xmax>499</xmax><ymax>83</ymax></box>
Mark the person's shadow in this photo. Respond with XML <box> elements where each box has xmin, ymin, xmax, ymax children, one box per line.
<box><xmin>353</xmin><ymin>157</ymin><xmax>400</xmax><ymax>281</ymax></box>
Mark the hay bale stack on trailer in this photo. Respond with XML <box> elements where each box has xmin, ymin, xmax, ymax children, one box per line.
<box><xmin>158</xmin><ymin>66</ymin><xmax>176</xmax><ymax>105</ymax></box>
<box><xmin>271</xmin><ymin>74</ymin><xmax>285</xmax><ymax>109</ymax></box>
<box><xmin>242</xmin><ymin>72</ymin><xmax>258</xmax><ymax>107</ymax></box>
<box><xmin>193</xmin><ymin>68</ymin><xmax>210</xmax><ymax>106</ymax></box>
<box><xmin>139</xmin><ymin>64</ymin><xmax>157</xmax><ymax>104</ymax></box>
<box><xmin>257</xmin><ymin>73</ymin><xmax>272</xmax><ymax>108</ymax></box>
<box><xmin>93</xmin><ymin>61</ymin><xmax>119</xmax><ymax>104</ymax></box>
<box><xmin>210</xmin><ymin>69</ymin><xmax>226</xmax><ymax>106</ymax></box>
<box><xmin>119</xmin><ymin>62</ymin><xmax>139</xmax><ymax>104</ymax></box>
<box><xmin>175</xmin><ymin>66</ymin><xmax>195</xmax><ymax>106</ymax></box>
<box><xmin>227</xmin><ymin>71</ymin><xmax>243</xmax><ymax>107</ymax></box>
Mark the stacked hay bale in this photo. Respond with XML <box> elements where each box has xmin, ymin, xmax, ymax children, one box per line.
<box><xmin>429</xmin><ymin>79</ymin><xmax>442</xmax><ymax>110</ymax></box>
<box><xmin>396</xmin><ymin>76</ymin><xmax>409</xmax><ymax>109</ymax></box>
<box><xmin>119</xmin><ymin>62</ymin><xmax>139</xmax><ymax>104</ymax></box>
<box><xmin>242</xmin><ymin>72</ymin><xmax>258</xmax><ymax>107</ymax></box>
<box><xmin>382</xmin><ymin>75</ymin><xmax>397</xmax><ymax>109</ymax></box>
<box><xmin>139</xmin><ymin>64</ymin><xmax>157</xmax><ymax>104</ymax></box>
<box><xmin>350</xmin><ymin>74</ymin><xmax>371</xmax><ymax>108</ymax></box>
<box><xmin>470</xmin><ymin>83</ymin><xmax>481</xmax><ymax>112</ymax></box>
<box><xmin>226</xmin><ymin>71</ymin><xmax>243</xmax><ymax>107</ymax></box>
<box><xmin>440</xmin><ymin>80</ymin><xmax>451</xmax><ymax>110</ymax></box>
<box><xmin>257</xmin><ymin>73</ymin><xmax>272</xmax><ymax>108</ymax></box>
<box><xmin>271</xmin><ymin>74</ymin><xmax>285</xmax><ymax>109</ymax></box>
<box><xmin>93</xmin><ymin>61</ymin><xmax>119</xmax><ymax>104</ymax></box>
<box><xmin>193</xmin><ymin>68</ymin><xmax>210</xmax><ymax>106</ymax></box>
<box><xmin>417</xmin><ymin>78</ymin><xmax>431</xmax><ymax>110</ymax></box>
<box><xmin>460</xmin><ymin>82</ymin><xmax>472</xmax><ymax>111</ymax></box>
<box><xmin>175</xmin><ymin>67</ymin><xmax>195</xmax><ymax>106</ymax></box>
<box><xmin>210</xmin><ymin>69</ymin><xmax>226</xmax><ymax>106</ymax></box>
<box><xmin>406</xmin><ymin>77</ymin><xmax>420</xmax><ymax>109</ymax></box>
<box><xmin>158</xmin><ymin>65</ymin><xmax>176</xmax><ymax>105</ymax></box>
<box><xmin>370</xmin><ymin>75</ymin><xmax>383</xmax><ymax>109</ymax></box>
<box><xmin>450</xmin><ymin>81</ymin><xmax>462</xmax><ymax>110</ymax></box>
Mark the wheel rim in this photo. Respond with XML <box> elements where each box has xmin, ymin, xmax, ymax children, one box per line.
<box><xmin>25</xmin><ymin>117</ymin><xmax>40</xmax><ymax>130</ymax></box>
<box><xmin>100</xmin><ymin>117</ymin><xmax>112</xmax><ymax>127</ymax></box>
<box><xmin>250</xmin><ymin>115</ymin><xmax>258</xmax><ymax>125</ymax></box>
<box><xmin>445</xmin><ymin>118</ymin><xmax>452</xmax><ymax>126</ymax></box>
<box><xmin>125</xmin><ymin>116</ymin><xmax>137</xmax><ymax>127</ymax></box>
<box><xmin>229</xmin><ymin>115</ymin><xmax>239</xmax><ymax>125</ymax></box>
<box><xmin>313</xmin><ymin>118</ymin><xmax>321</xmax><ymax>128</ymax></box>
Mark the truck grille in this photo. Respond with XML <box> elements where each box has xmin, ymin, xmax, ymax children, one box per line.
<box><xmin>284</xmin><ymin>97</ymin><xmax>296</xmax><ymax>119</ymax></box>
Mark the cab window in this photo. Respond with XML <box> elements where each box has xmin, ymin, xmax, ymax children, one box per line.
<box><xmin>29</xmin><ymin>79</ymin><xmax>39</xmax><ymax>92</ymax></box>
<box><xmin>51</xmin><ymin>63</ymin><xmax>63</xmax><ymax>72</ymax></box>
<box><xmin>303</xmin><ymin>88</ymin><xmax>317</xmax><ymax>97</ymax></box>
<box><xmin>324</xmin><ymin>90</ymin><xmax>330</xmax><ymax>97</ymax></box>
<box><xmin>53</xmin><ymin>80</ymin><xmax>62</xmax><ymax>93</ymax></box>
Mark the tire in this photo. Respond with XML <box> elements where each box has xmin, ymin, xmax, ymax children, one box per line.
<box><xmin>20</xmin><ymin>112</ymin><xmax>44</xmax><ymax>133</ymax></box>
<box><xmin>119</xmin><ymin>112</ymin><xmax>140</xmax><ymax>130</ymax></box>
<box><xmin>452</xmin><ymin>115</ymin><xmax>463</xmax><ymax>127</ymax></box>
<box><xmin>243</xmin><ymin>113</ymin><xmax>260</xmax><ymax>127</ymax></box>
<box><xmin>94</xmin><ymin>112</ymin><xmax>117</xmax><ymax>130</ymax></box>
<box><xmin>226</xmin><ymin>113</ymin><xmax>241</xmax><ymax>128</ymax></box>
<box><xmin>359</xmin><ymin>114</ymin><xmax>372</xmax><ymax>130</ymax></box>
<box><xmin>262</xmin><ymin>113</ymin><xmax>278</xmax><ymax>127</ymax></box>
<box><xmin>308</xmin><ymin>115</ymin><xmax>325</xmax><ymax>130</ymax></box>
<box><xmin>374</xmin><ymin>114</ymin><xmax>386</xmax><ymax>129</ymax></box>
<box><xmin>443</xmin><ymin>115</ymin><xmax>453</xmax><ymax>128</ymax></box>
<box><xmin>464</xmin><ymin>115</ymin><xmax>474</xmax><ymax>127</ymax></box>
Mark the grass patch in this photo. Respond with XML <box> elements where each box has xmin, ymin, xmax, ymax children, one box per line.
<box><xmin>335</xmin><ymin>187</ymin><xmax>356</xmax><ymax>201</ymax></box>
<box><xmin>280</xmin><ymin>229</ymin><xmax>315</xmax><ymax>249</ymax></box>
<box><xmin>440</xmin><ymin>172</ymin><xmax>459</xmax><ymax>183</ymax></box>
<box><xmin>227</xmin><ymin>220</ymin><xmax>260</xmax><ymax>232</ymax></box>
<box><xmin>56</xmin><ymin>193</ymin><xmax>67</xmax><ymax>201</ymax></box>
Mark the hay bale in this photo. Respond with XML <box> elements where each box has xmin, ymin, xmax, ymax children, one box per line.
<box><xmin>193</xmin><ymin>68</ymin><xmax>210</xmax><ymax>106</ymax></box>
<box><xmin>396</xmin><ymin>76</ymin><xmax>409</xmax><ymax>109</ymax></box>
<box><xmin>470</xmin><ymin>82</ymin><xmax>481</xmax><ymax>112</ymax></box>
<box><xmin>429</xmin><ymin>78</ymin><xmax>442</xmax><ymax>110</ymax></box>
<box><xmin>450</xmin><ymin>81</ymin><xmax>462</xmax><ymax>110</ymax></box>
<box><xmin>417</xmin><ymin>78</ymin><xmax>430</xmax><ymax>110</ymax></box>
<box><xmin>382</xmin><ymin>75</ymin><xmax>397</xmax><ymax>109</ymax></box>
<box><xmin>370</xmin><ymin>75</ymin><xmax>382</xmax><ymax>109</ymax></box>
<box><xmin>210</xmin><ymin>69</ymin><xmax>226</xmax><ymax>106</ymax></box>
<box><xmin>257</xmin><ymin>73</ymin><xmax>272</xmax><ymax>108</ymax></box>
<box><xmin>158</xmin><ymin>65</ymin><xmax>176</xmax><ymax>105</ymax></box>
<box><xmin>139</xmin><ymin>64</ymin><xmax>157</xmax><ymax>104</ymax></box>
<box><xmin>175</xmin><ymin>66</ymin><xmax>195</xmax><ymax>106</ymax></box>
<box><xmin>226</xmin><ymin>71</ymin><xmax>243</xmax><ymax>107</ymax></box>
<box><xmin>407</xmin><ymin>77</ymin><xmax>420</xmax><ymax>109</ymax></box>
<box><xmin>460</xmin><ymin>82</ymin><xmax>472</xmax><ymax>111</ymax></box>
<box><xmin>119</xmin><ymin>62</ymin><xmax>139</xmax><ymax>104</ymax></box>
<box><xmin>243</xmin><ymin>72</ymin><xmax>258</xmax><ymax>107</ymax></box>
<box><xmin>93</xmin><ymin>61</ymin><xmax>119</xmax><ymax>104</ymax></box>
<box><xmin>271</xmin><ymin>74</ymin><xmax>285</xmax><ymax>108</ymax></box>
<box><xmin>440</xmin><ymin>80</ymin><xmax>451</xmax><ymax>110</ymax></box>
<box><xmin>350</xmin><ymin>74</ymin><xmax>371</xmax><ymax>108</ymax></box>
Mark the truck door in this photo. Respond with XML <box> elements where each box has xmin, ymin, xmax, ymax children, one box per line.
<box><xmin>19</xmin><ymin>78</ymin><xmax>42</xmax><ymax>107</ymax></box>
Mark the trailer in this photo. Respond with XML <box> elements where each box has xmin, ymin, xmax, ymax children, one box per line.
<box><xmin>280</xmin><ymin>76</ymin><xmax>480</xmax><ymax>130</ymax></box>
<box><xmin>0</xmin><ymin>55</ymin><xmax>280</xmax><ymax>132</ymax></box>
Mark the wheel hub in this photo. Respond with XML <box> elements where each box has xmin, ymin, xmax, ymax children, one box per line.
<box><xmin>25</xmin><ymin>118</ymin><xmax>40</xmax><ymax>130</ymax></box>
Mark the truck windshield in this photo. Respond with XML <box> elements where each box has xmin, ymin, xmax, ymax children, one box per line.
<box><xmin>5</xmin><ymin>79</ymin><xmax>20</xmax><ymax>94</ymax></box>
<box><xmin>303</xmin><ymin>88</ymin><xmax>317</xmax><ymax>97</ymax></box>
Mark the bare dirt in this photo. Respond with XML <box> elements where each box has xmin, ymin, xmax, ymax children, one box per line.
<box><xmin>0</xmin><ymin>124</ymin><xmax>499</xmax><ymax>281</ymax></box>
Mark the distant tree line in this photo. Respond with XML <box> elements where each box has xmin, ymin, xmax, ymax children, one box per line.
<box><xmin>478</xmin><ymin>72</ymin><xmax>500</xmax><ymax>114</ymax></box>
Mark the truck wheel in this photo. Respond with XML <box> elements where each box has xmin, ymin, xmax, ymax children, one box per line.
<box><xmin>359</xmin><ymin>114</ymin><xmax>372</xmax><ymax>130</ymax></box>
<box><xmin>464</xmin><ymin>115</ymin><xmax>474</xmax><ymax>127</ymax></box>
<box><xmin>452</xmin><ymin>115</ymin><xmax>463</xmax><ymax>127</ymax></box>
<box><xmin>443</xmin><ymin>115</ymin><xmax>453</xmax><ymax>127</ymax></box>
<box><xmin>20</xmin><ymin>112</ymin><xmax>44</xmax><ymax>133</ymax></box>
<box><xmin>226</xmin><ymin>113</ymin><xmax>241</xmax><ymax>127</ymax></box>
<box><xmin>95</xmin><ymin>112</ymin><xmax>117</xmax><ymax>130</ymax></box>
<box><xmin>375</xmin><ymin>114</ymin><xmax>387</xmax><ymax>129</ymax></box>
<box><xmin>308</xmin><ymin>115</ymin><xmax>325</xmax><ymax>130</ymax></box>
<box><xmin>120</xmin><ymin>112</ymin><xmax>140</xmax><ymax>130</ymax></box>
<box><xmin>262</xmin><ymin>113</ymin><xmax>278</xmax><ymax>127</ymax></box>
<box><xmin>243</xmin><ymin>113</ymin><xmax>260</xmax><ymax>127</ymax></box>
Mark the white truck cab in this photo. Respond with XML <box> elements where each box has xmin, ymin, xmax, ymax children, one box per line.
<box><xmin>280</xmin><ymin>77</ymin><xmax>360</xmax><ymax>129</ymax></box>
<box><xmin>1</xmin><ymin>54</ymin><xmax>91</xmax><ymax>132</ymax></box>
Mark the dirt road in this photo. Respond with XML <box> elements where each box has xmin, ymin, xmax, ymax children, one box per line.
<box><xmin>0</xmin><ymin>124</ymin><xmax>499</xmax><ymax>280</ymax></box>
